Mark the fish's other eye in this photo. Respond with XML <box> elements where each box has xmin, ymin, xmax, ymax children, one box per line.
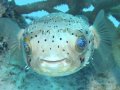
<box><xmin>76</xmin><ymin>37</ymin><xmax>87</xmax><ymax>49</ymax></box>
<box><xmin>23</xmin><ymin>42</ymin><xmax>31</xmax><ymax>54</ymax></box>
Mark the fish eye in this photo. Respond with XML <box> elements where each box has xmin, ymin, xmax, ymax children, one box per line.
<box><xmin>23</xmin><ymin>42</ymin><xmax>31</xmax><ymax>54</ymax></box>
<box><xmin>76</xmin><ymin>36</ymin><xmax>87</xmax><ymax>49</ymax></box>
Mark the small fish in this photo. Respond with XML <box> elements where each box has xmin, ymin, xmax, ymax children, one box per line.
<box><xmin>19</xmin><ymin>10</ymin><xmax>116</xmax><ymax>76</ymax></box>
<box><xmin>0</xmin><ymin>18</ymin><xmax>25</xmax><ymax>66</ymax></box>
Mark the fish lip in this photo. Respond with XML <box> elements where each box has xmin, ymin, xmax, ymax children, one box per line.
<box><xmin>39</xmin><ymin>58</ymin><xmax>71</xmax><ymax>72</ymax></box>
<box><xmin>41</xmin><ymin>58</ymin><xmax>67</xmax><ymax>63</ymax></box>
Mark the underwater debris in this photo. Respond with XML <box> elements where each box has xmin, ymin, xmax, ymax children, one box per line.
<box><xmin>0</xmin><ymin>0</ymin><xmax>119</xmax><ymax>28</ymax></box>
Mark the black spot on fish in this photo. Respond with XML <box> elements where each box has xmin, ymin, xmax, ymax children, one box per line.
<box><xmin>42</xmin><ymin>50</ymin><xmax>44</xmax><ymax>52</ymax></box>
<box><xmin>66</xmin><ymin>41</ymin><xmax>68</xmax><ymax>43</ymax></box>
<box><xmin>52</xmin><ymin>35</ymin><xmax>54</xmax><ymax>38</ymax></box>
<box><xmin>44</xmin><ymin>39</ymin><xmax>47</xmax><ymax>42</ymax></box>
<box><xmin>67</xmin><ymin>53</ymin><xmax>69</xmax><ymax>55</ymax></box>
<box><xmin>89</xmin><ymin>41</ymin><xmax>90</xmax><ymax>43</ymax></box>
<box><xmin>52</xmin><ymin>40</ymin><xmax>54</xmax><ymax>42</ymax></box>
<box><xmin>86</xmin><ymin>31</ymin><xmax>88</xmax><ymax>34</ymax></box>
<box><xmin>80</xmin><ymin>57</ymin><xmax>84</xmax><ymax>63</ymax></box>
<box><xmin>38</xmin><ymin>41</ymin><xmax>39</xmax><ymax>43</ymax></box>
<box><xmin>72</xmin><ymin>33</ymin><xmax>74</xmax><ymax>35</ymax></box>
<box><xmin>58</xmin><ymin>45</ymin><xmax>59</xmax><ymax>48</ymax></box>
<box><xmin>35</xmin><ymin>35</ymin><xmax>37</xmax><ymax>37</ymax></box>
<box><xmin>54</xmin><ymin>26</ymin><xmax>58</xmax><ymax>28</ymax></box>
<box><xmin>60</xmin><ymin>38</ymin><xmax>62</xmax><ymax>40</ymax></box>
<box><xmin>63</xmin><ymin>49</ymin><xmax>65</xmax><ymax>51</ymax></box>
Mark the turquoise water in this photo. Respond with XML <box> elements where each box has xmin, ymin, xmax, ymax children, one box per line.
<box><xmin>0</xmin><ymin>0</ymin><xmax>120</xmax><ymax>90</ymax></box>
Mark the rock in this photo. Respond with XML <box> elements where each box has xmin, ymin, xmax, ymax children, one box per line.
<box><xmin>0</xmin><ymin>3</ymin><xmax>6</xmax><ymax>17</ymax></box>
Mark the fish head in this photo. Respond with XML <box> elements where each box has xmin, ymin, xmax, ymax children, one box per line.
<box><xmin>22</xmin><ymin>13</ymin><xmax>94</xmax><ymax>76</ymax></box>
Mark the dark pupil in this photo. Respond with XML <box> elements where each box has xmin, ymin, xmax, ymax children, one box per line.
<box><xmin>77</xmin><ymin>37</ymin><xmax>86</xmax><ymax>48</ymax></box>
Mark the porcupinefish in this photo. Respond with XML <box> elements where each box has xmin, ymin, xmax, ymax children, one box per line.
<box><xmin>19</xmin><ymin>10</ymin><xmax>116</xmax><ymax>76</ymax></box>
<box><xmin>0</xmin><ymin>18</ymin><xmax>26</xmax><ymax>66</ymax></box>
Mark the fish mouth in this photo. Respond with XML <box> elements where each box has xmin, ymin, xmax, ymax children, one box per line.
<box><xmin>41</xmin><ymin>58</ymin><xmax>66</xmax><ymax>63</ymax></box>
<box><xmin>31</xmin><ymin>58</ymin><xmax>80</xmax><ymax>76</ymax></box>
<box><xmin>40</xmin><ymin>58</ymin><xmax>70</xmax><ymax>68</ymax></box>
<box><xmin>39</xmin><ymin>58</ymin><xmax>72</xmax><ymax>73</ymax></box>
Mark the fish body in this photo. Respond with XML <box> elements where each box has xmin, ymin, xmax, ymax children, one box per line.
<box><xmin>20</xmin><ymin>10</ymin><xmax>116</xmax><ymax>76</ymax></box>
<box><xmin>0</xmin><ymin>18</ymin><xmax>25</xmax><ymax>66</ymax></box>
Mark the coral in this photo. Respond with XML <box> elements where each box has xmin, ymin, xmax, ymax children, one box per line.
<box><xmin>0</xmin><ymin>3</ymin><xmax>6</xmax><ymax>17</ymax></box>
<box><xmin>13</xmin><ymin>0</ymin><xmax>120</xmax><ymax>24</ymax></box>
<box><xmin>0</xmin><ymin>54</ymin><xmax>27</xmax><ymax>90</ymax></box>
<box><xmin>0</xmin><ymin>0</ymin><xmax>119</xmax><ymax>26</ymax></box>
<box><xmin>88</xmin><ymin>73</ymin><xmax>120</xmax><ymax>90</ymax></box>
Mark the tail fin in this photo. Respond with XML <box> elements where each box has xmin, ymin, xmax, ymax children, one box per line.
<box><xmin>91</xmin><ymin>10</ymin><xmax>117</xmax><ymax>74</ymax></box>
